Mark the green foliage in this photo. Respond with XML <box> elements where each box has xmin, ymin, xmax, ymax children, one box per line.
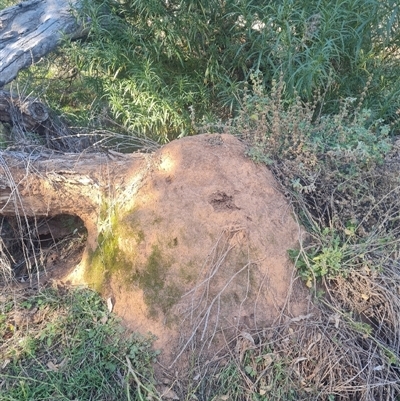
<box><xmin>0</xmin><ymin>0</ymin><xmax>18</xmax><ymax>9</ymax></box>
<box><xmin>236</xmin><ymin>71</ymin><xmax>392</xmax><ymax>169</ymax></box>
<box><xmin>0</xmin><ymin>287</ymin><xmax>159</xmax><ymax>401</ymax></box>
<box><xmin>12</xmin><ymin>0</ymin><xmax>400</xmax><ymax>142</ymax></box>
<box><xmin>289</xmin><ymin>228</ymin><xmax>347</xmax><ymax>288</ymax></box>
<box><xmin>233</xmin><ymin>72</ymin><xmax>399</xmax><ymax>287</ymax></box>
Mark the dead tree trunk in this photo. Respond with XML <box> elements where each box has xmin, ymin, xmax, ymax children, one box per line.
<box><xmin>0</xmin><ymin>90</ymin><xmax>88</xmax><ymax>151</ymax></box>
<box><xmin>0</xmin><ymin>91</ymin><xmax>145</xmax><ymax>241</ymax></box>
<box><xmin>0</xmin><ymin>0</ymin><xmax>86</xmax><ymax>87</ymax></box>
<box><xmin>0</xmin><ymin>90</ymin><xmax>48</xmax><ymax>129</ymax></box>
<box><xmin>0</xmin><ymin>91</ymin><xmax>146</xmax><ymax>250</ymax></box>
<box><xmin>0</xmin><ymin>149</ymin><xmax>146</xmax><ymax>249</ymax></box>
<box><xmin>0</xmin><ymin>0</ymin><xmax>129</xmax><ymax>232</ymax></box>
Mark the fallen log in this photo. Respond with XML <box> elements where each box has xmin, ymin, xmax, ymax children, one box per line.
<box><xmin>0</xmin><ymin>90</ymin><xmax>88</xmax><ymax>150</ymax></box>
<box><xmin>0</xmin><ymin>149</ymin><xmax>146</xmax><ymax>248</ymax></box>
<box><xmin>0</xmin><ymin>0</ymin><xmax>86</xmax><ymax>87</ymax></box>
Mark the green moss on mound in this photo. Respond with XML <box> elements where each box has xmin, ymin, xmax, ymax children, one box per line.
<box><xmin>84</xmin><ymin>206</ymin><xmax>135</xmax><ymax>292</ymax></box>
<box><xmin>85</xmin><ymin>205</ymin><xmax>182</xmax><ymax>319</ymax></box>
<box><xmin>131</xmin><ymin>245</ymin><xmax>182</xmax><ymax>320</ymax></box>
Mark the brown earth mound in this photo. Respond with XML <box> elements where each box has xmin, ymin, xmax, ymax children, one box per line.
<box><xmin>65</xmin><ymin>133</ymin><xmax>309</xmax><ymax>366</ymax></box>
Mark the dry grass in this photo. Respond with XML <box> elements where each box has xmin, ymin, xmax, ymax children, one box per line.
<box><xmin>177</xmin><ymin>73</ymin><xmax>400</xmax><ymax>400</ymax></box>
<box><xmin>170</xmin><ymin>266</ymin><xmax>400</xmax><ymax>400</ymax></box>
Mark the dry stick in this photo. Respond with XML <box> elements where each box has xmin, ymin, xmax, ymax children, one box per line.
<box><xmin>232</xmin><ymin>239</ymin><xmax>263</xmax><ymax>331</ymax></box>
<box><xmin>17</xmin><ymin>158</ymin><xmax>42</xmax><ymax>283</ymax></box>
<box><xmin>196</xmin><ymin>261</ymin><xmax>252</xmax><ymax>346</ymax></box>
<box><xmin>0</xmin><ymin>234</ymin><xmax>13</xmax><ymax>281</ymax></box>
<box><xmin>183</xmin><ymin>226</ymin><xmax>252</xmax><ymax>350</ymax></box>
<box><xmin>17</xmin><ymin>158</ymin><xmax>49</xmax><ymax>284</ymax></box>
<box><xmin>335</xmin><ymin>265</ymin><xmax>400</xmax><ymax>348</ymax></box>
<box><xmin>252</xmin><ymin>266</ymin><xmax>271</xmax><ymax>332</ymax></box>
<box><xmin>183</xmin><ymin>229</ymin><xmax>235</xmax><ymax>298</ymax></box>
<box><xmin>183</xmin><ymin>226</ymin><xmax>246</xmax><ymax>299</ymax></box>
<box><xmin>181</xmin><ymin>228</ymin><xmax>239</xmax><ymax>324</ymax></box>
<box><xmin>191</xmin><ymin>243</ymin><xmax>232</xmax><ymax>325</ymax></box>
<box><xmin>237</xmin><ymin>259</ymin><xmax>251</xmax><ymax>329</ymax></box>
<box><xmin>321</xmin><ymin>297</ymin><xmax>400</xmax><ymax>376</ymax></box>
<box><xmin>300</xmin><ymin>327</ymin><xmax>358</xmax><ymax>396</ymax></box>
<box><xmin>355</xmin><ymin>182</ymin><xmax>400</xmax><ymax>235</ymax></box>
<box><xmin>206</xmin><ymin>295</ymin><xmax>221</xmax><ymax>350</ymax></box>
<box><xmin>125</xmin><ymin>356</ymin><xmax>162</xmax><ymax>401</ymax></box>
<box><xmin>169</xmin><ymin>261</ymin><xmax>254</xmax><ymax>368</ymax></box>
<box><xmin>186</xmin><ymin>244</ymin><xmax>228</xmax><ymax>322</ymax></box>
<box><xmin>173</xmin><ymin>232</ymin><xmax>234</xmax><ymax>354</ymax></box>
<box><xmin>371</xmin><ymin>279</ymin><xmax>400</xmax><ymax>346</ymax></box>
<box><xmin>0</xmin><ymin>155</ymin><xmax>37</xmax><ymax>282</ymax></box>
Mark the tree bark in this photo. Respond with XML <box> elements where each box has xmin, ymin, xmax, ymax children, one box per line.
<box><xmin>0</xmin><ymin>0</ymin><xmax>85</xmax><ymax>87</ymax></box>
<box><xmin>0</xmin><ymin>90</ymin><xmax>88</xmax><ymax>151</ymax></box>
<box><xmin>0</xmin><ymin>149</ymin><xmax>146</xmax><ymax>249</ymax></box>
<box><xmin>0</xmin><ymin>90</ymin><xmax>49</xmax><ymax>129</ymax></box>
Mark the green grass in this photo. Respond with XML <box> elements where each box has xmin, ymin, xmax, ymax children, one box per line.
<box><xmin>0</xmin><ymin>286</ymin><xmax>160</xmax><ymax>401</ymax></box>
<box><xmin>9</xmin><ymin>0</ymin><xmax>400</xmax><ymax>143</ymax></box>
<box><xmin>0</xmin><ymin>0</ymin><xmax>18</xmax><ymax>9</ymax></box>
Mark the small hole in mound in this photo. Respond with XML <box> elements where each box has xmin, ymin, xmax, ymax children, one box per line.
<box><xmin>209</xmin><ymin>191</ymin><xmax>240</xmax><ymax>212</ymax></box>
<box><xmin>0</xmin><ymin>214</ymin><xmax>87</xmax><ymax>285</ymax></box>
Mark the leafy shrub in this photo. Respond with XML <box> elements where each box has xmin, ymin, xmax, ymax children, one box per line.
<box><xmin>225</xmin><ymin>71</ymin><xmax>400</xmax><ymax>400</ymax></box>
<box><xmin>227</xmin><ymin>71</ymin><xmax>399</xmax><ymax>287</ymax></box>
<box><xmin>12</xmin><ymin>0</ymin><xmax>400</xmax><ymax>142</ymax></box>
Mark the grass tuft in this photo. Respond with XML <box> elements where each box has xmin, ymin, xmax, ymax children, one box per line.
<box><xmin>0</xmin><ymin>285</ymin><xmax>160</xmax><ymax>401</ymax></box>
<box><xmin>202</xmin><ymin>68</ymin><xmax>400</xmax><ymax>399</ymax></box>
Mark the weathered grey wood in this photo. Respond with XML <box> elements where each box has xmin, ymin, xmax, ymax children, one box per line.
<box><xmin>0</xmin><ymin>0</ymin><xmax>85</xmax><ymax>87</ymax></box>
<box><xmin>0</xmin><ymin>90</ymin><xmax>91</xmax><ymax>151</ymax></box>
<box><xmin>0</xmin><ymin>90</ymin><xmax>48</xmax><ymax>130</ymax></box>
